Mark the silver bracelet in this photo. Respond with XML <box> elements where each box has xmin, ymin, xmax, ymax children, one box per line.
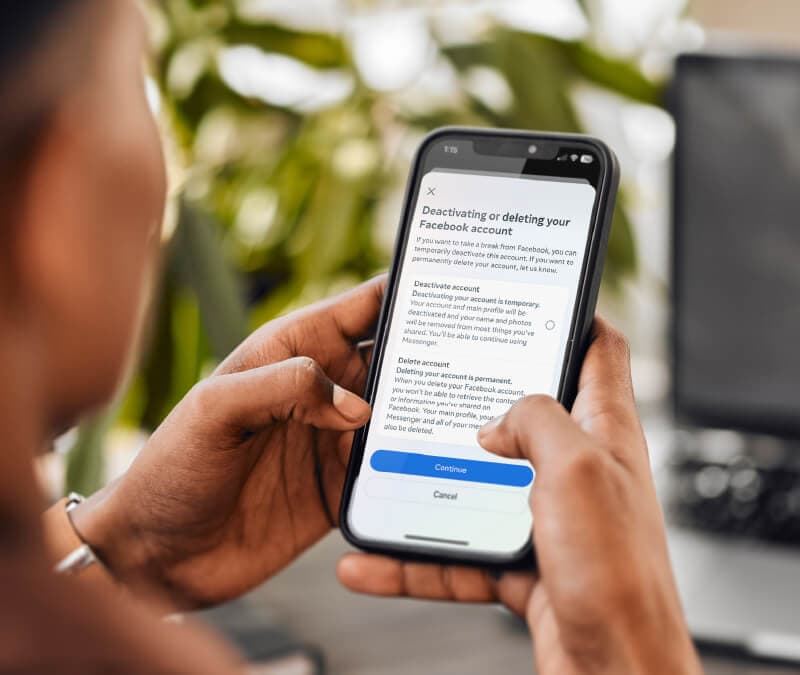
<box><xmin>53</xmin><ymin>493</ymin><xmax>100</xmax><ymax>576</ymax></box>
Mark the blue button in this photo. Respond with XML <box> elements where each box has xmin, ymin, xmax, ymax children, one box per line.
<box><xmin>370</xmin><ymin>450</ymin><xmax>534</xmax><ymax>487</ymax></box>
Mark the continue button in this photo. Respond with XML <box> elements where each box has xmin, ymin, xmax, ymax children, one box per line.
<box><xmin>370</xmin><ymin>450</ymin><xmax>533</xmax><ymax>487</ymax></box>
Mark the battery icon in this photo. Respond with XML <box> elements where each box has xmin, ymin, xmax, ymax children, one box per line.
<box><xmin>580</xmin><ymin>154</ymin><xmax>594</xmax><ymax>164</ymax></box>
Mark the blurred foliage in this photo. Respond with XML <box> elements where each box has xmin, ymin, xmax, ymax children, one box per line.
<box><xmin>66</xmin><ymin>0</ymin><xmax>665</xmax><ymax>493</ymax></box>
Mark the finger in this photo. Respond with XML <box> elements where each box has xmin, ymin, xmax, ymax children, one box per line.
<box><xmin>496</xmin><ymin>571</ymin><xmax>537</xmax><ymax>618</ymax></box>
<box><xmin>214</xmin><ymin>276</ymin><xmax>386</xmax><ymax>378</ymax></box>
<box><xmin>196</xmin><ymin>357</ymin><xmax>371</xmax><ymax>432</ymax></box>
<box><xmin>325</xmin><ymin>274</ymin><xmax>387</xmax><ymax>341</ymax></box>
<box><xmin>337</xmin><ymin>554</ymin><xmax>534</xmax><ymax>617</ymax></box>
<box><xmin>572</xmin><ymin>317</ymin><xmax>643</xmax><ymax>448</ymax></box>
<box><xmin>337</xmin><ymin>554</ymin><xmax>495</xmax><ymax>603</ymax></box>
<box><xmin>477</xmin><ymin>394</ymin><xmax>586</xmax><ymax>470</ymax></box>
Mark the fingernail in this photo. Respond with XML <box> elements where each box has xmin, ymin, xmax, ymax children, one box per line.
<box><xmin>478</xmin><ymin>414</ymin><xmax>504</xmax><ymax>438</ymax></box>
<box><xmin>333</xmin><ymin>385</ymin><xmax>369</xmax><ymax>421</ymax></box>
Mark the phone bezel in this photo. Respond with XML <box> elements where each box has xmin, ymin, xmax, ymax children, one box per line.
<box><xmin>339</xmin><ymin>126</ymin><xmax>619</xmax><ymax>569</ymax></box>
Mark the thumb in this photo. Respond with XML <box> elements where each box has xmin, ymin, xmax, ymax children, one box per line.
<box><xmin>477</xmin><ymin>394</ymin><xmax>586</xmax><ymax>471</ymax></box>
<box><xmin>191</xmin><ymin>356</ymin><xmax>371</xmax><ymax>432</ymax></box>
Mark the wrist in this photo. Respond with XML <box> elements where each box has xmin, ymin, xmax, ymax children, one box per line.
<box><xmin>609</xmin><ymin>592</ymin><xmax>702</xmax><ymax>675</ymax></box>
<box><xmin>617</xmin><ymin>627</ymin><xmax>701</xmax><ymax>675</ymax></box>
<box><xmin>69</xmin><ymin>481</ymin><xmax>162</xmax><ymax>595</ymax></box>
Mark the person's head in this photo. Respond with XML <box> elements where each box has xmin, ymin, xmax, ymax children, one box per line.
<box><xmin>0</xmin><ymin>1</ymin><xmax>166</xmax><ymax>433</ymax></box>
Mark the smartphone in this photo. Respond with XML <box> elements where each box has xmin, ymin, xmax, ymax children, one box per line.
<box><xmin>340</xmin><ymin>127</ymin><xmax>619</xmax><ymax>568</ymax></box>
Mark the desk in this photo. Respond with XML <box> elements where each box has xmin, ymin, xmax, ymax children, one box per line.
<box><xmin>248</xmin><ymin>533</ymin><xmax>798</xmax><ymax>674</ymax></box>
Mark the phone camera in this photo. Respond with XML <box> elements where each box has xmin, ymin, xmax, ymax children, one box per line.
<box><xmin>527</xmin><ymin>144</ymin><xmax>538</xmax><ymax>155</ymax></box>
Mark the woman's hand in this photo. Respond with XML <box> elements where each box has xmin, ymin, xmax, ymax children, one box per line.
<box><xmin>337</xmin><ymin>319</ymin><xmax>703</xmax><ymax>675</ymax></box>
<box><xmin>71</xmin><ymin>276</ymin><xmax>385</xmax><ymax>609</ymax></box>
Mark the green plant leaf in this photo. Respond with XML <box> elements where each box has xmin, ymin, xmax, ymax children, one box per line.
<box><xmin>220</xmin><ymin>20</ymin><xmax>349</xmax><ymax>68</ymax></box>
<box><xmin>566</xmin><ymin>42</ymin><xmax>664</xmax><ymax>105</ymax></box>
<box><xmin>64</xmin><ymin>410</ymin><xmax>114</xmax><ymax>495</ymax></box>
<box><xmin>171</xmin><ymin>202</ymin><xmax>249</xmax><ymax>360</ymax></box>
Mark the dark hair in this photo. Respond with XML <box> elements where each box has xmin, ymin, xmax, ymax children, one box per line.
<box><xmin>0</xmin><ymin>2</ymin><xmax>80</xmax><ymax>77</ymax></box>
<box><xmin>0</xmin><ymin>1</ymin><xmax>87</xmax><ymax>216</ymax></box>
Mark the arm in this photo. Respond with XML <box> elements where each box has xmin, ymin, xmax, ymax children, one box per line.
<box><xmin>44</xmin><ymin>276</ymin><xmax>384</xmax><ymax>610</ymax></box>
<box><xmin>338</xmin><ymin>319</ymin><xmax>703</xmax><ymax>675</ymax></box>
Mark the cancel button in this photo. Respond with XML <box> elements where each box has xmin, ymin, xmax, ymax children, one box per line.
<box><xmin>366</xmin><ymin>477</ymin><xmax>528</xmax><ymax>514</ymax></box>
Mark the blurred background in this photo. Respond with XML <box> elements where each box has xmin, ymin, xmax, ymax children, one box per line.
<box><xmin>41</xmin><ymin>0</ymin><xmax>800</xmax><ymax>672</ymax></box>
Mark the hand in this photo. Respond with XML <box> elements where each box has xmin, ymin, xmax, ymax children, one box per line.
<box><xmin>72</xmin><ymin>276</ymin><xmax>385</xmax><ymax>609</ymax></box>
<box><xmin>337</xmin><ymin>319</ymin><xmax>702</xmax><ymax>675</ymax></box>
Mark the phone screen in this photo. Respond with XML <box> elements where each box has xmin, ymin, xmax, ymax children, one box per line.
<box><xmin>347</xmin><ymin>134</ymin><xmax>604</xmax><ymax>561</ymax></box>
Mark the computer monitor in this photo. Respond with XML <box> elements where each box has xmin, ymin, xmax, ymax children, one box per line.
<box><xmin>671</xmin><ymin>53</ymin><xmax>800</xmax><ymax>438</ymax></box>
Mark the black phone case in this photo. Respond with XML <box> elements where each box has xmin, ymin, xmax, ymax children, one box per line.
<box><xmin>339</xmin><ymin>127</ymin><xmax>620</xmax><ymax>570</ymax></box>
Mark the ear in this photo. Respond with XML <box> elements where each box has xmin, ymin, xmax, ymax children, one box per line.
<box><xmin>12</xmin><ymin>104</ymin><xmax>88</xmax><ymax>313</ymax></box>
<box><xmin>7</xmin><ymin>95</ymin><xmax>130</xmax><ymax>426</ymax></box>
